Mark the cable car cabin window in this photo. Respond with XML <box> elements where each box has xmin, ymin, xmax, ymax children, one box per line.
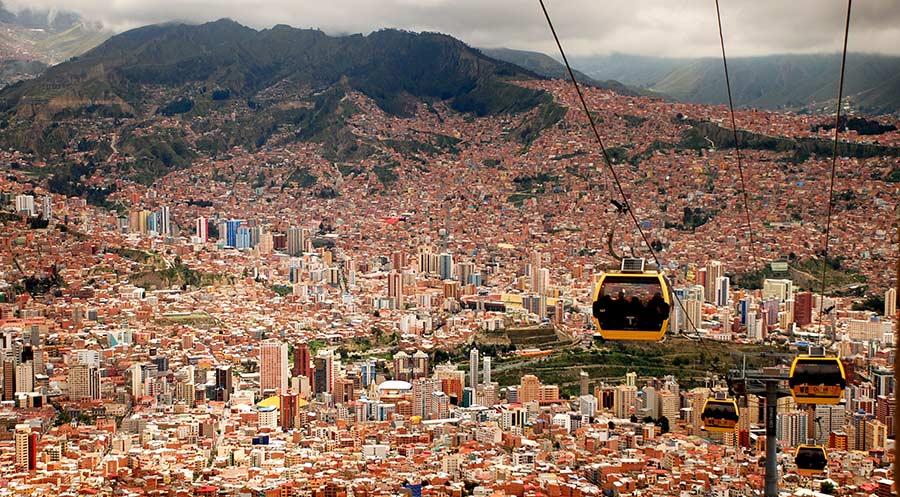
<box><xmin>702</xmin><ymin>403</ymin><xmax>739</xmax><ymax>422</ymax></box>
<box><xmin>789</xmin><ymin>361</ymin><xmax>846</xmax><ymax>388</ymax></box>
<box><xmin>593</xmin><ymin>276</ymin><xmax>670</xmax><ymax>332</ymax></box>
<box><xmin>789</xmin><ymin>357</ymin><xmax>847</xmax><ymax>404</ymax></box>
<box><xmin>701</xmin><ymin>400</ymin><xmax>739</xmax><ymax>431</ymax></box>
<box><xmin>794</xmin><ymin>446</ymin><xmax>827</xmax><ymax>472</ymax></box>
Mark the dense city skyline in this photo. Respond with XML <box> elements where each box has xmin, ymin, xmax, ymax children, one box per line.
<box><xmin>0</xmin><ymin>5</ymin><xmax>898</xmax><ymax>497</ymax></box>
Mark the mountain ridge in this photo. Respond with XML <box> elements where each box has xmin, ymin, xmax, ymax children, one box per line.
<box><xmin>479</xmin><ymin>47</ymin><xmax>641</xmax><ymax>97</ymax></box>
<box><xmin>572</xmin><ymin>52</ymin><xmax>900</xmax><ymax>114</ymax></box>
<box><xmin>0</xmin><ymin>20</ymin><xmax>568</xmax><ymax>184</ymax></box>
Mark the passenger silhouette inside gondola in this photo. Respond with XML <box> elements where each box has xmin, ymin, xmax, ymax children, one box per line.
<box><xmin>647</xmin><ymin>292</ymin><xmax>670</xmax><ymax>330</ymax></box>
<box><xmin>593</xmin><ymin>293</ymin><xmax>613</xmax><ymax>329</ymax></box>
<box><xmin>626</xmin><ymin>296</ymin><xmax>643</xmax><ymax>328</ymax></box>
<box><xmin>609</xmin><ymin>290</ymin><xmax>627</xmax><ymax>330</ymax></box>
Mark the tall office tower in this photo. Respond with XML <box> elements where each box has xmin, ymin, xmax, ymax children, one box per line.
<box><xmin>685</xmin><ymin>285</ymin><xmax>705</xmax><ymax>302</ymax></box>
<box><xmin>537</xmin><ymin>268</ymin><xmax>550</xmax><ymax>296</ymax></box>
<box><xmin>696</xmin><ymin>267</ymin><xmax>707</xmax><ymax>296</ymax></box>
<box><xmin>15</xmin><ymin>424</ymin><xmax>36</xmax><ymax>471</ymax></box>
<box><xmin>15</xmin><ymin>361</ymin><xmax>33</xmax><ymax>394</ymax></box>
<box><xmin>146</xmin><ymin>211</ymin><xmax>158</xmax><ymax>234</ymax></box>
<box><xmin>292</xmin><ymin>342</ymin><xmax>312</xmax><ymax>379</ymax></box>
<box><xmin>439</xmin><ymin>253</ymin><xmax>454</xmax><ymax>280</ymax></box>
<box><xmin>705</xmin><ymin>261</ymin><xmax>724</xmax><ymax>303</ymax></box>
<box><xmin>236</xmin><ymin>227</ymin><xmax>252</xmax><ymax>249</ymax></box>
<box><xmin>68</xmin><ymin>364</ymin><xmax>101</xmax><ymax>400</ymax></box>
<box><xmin>41</xmin><ymin>196</ymin><xmax>52</xmax><ymax>221</ymax></box>
<box><xmin>2</xmin><ymin>356</ymin><xmax>14</xmax><ymax>401</ymax></box>
<box><xmin>715</xmin><ymin>276</ymin><xmax>730</xmax><ymax>307</ymax></box>
<box><xmin>225</xmin><ymin>219</ymin><xmax>242</xmax><ymax>247</ymax></box>
<box><xmin>746</xmin><ymin>312</ymin><xmax>761</xmax><ymax>340</ymax></box>
<box><xmin>196</xmin><ymin>217</ymin><xmax>209</xmax><ymax>242</ymax></box>
<box><xmin>393</xmin><ymin>351</ymin><xmax>411</xmax><ymax>381</ymax></box>
<box><xmin>418</xmin><ymin>247</ymin><xmax>433</xmax><ymax>274</ymax></box>
<box><xmin>886</xmin><ymin>288</ymin><xmax>897</xmax><ymax>318</ymax></box>
<box><xmin>777</xmin><ymin>410</ymin><xmax>809</xmax><ymax>448</ymax></box>
<box><xmin>530</xmin><ymin>250</ymin><xmax>542</xmax><ymax>292</ymax></box>
<box><xmin>388</xmin><ymin>271</ymin><xmax>403</xmax><ymax>309</ymax></box>
<box><xmin>641</xmin><ymin>386</ymin><xmax>659</xmax><ymax>419</ymax></box>
<box><xmin>614</xmin><ymin>384</ymin><xmax>638</xmax><ymax>419</ymax></box>
<box><xmin>287</xmin><ymin>227</ymin><xmax>305</xmax><ymax>256</ymax></box>
<box><xmin>313</xmin><ymin>350</ymin><xmax>334</xmax><ymax>394</ymax></box>
<box><xmin>519</xmin><ymin>374</ymin><xmax>542</xmax><ymax>403</ymax></box>
<box><xmin>174</xmin><ymin>366</ymin><xmax>195</xmax><ymax>404</ymax></box>
<box><xmin>872</xmin><ymin>368</ymin><xmax>894</xmax><ymax>398</ymax></box>
<box><xmin>159</xmin><ymin>206</ymin><xmax>171</xmax><ymax>236</ymax></box>
<box><xmin>762</xmin><ymin>278</ymin><xmax>793</xmax><ymax>302</ymax></box>
<box><xmin>258</xmin><ymin>232</ymin><xmax>274</xmax><ymax>254</ymax></box>
<box><xmin>456</xmin><ymin>261</ymin><xmax>474</xmax><ymax>288</ymax></box>
<box><xmin>554</xmin><ymin>299</ymin><xmax>565</xmax><ymax>324</ymax></box>
<box><xmin>280</xmin><ymin>390</ymin><xmax>300</xmax><ymax>431</ymax></box>
<box><xmin>468</xmin><ymin>348</ymin><xmax>479</xmax><ymax>389</ymax></box>
<box><xmin>413</xmin><ymin>378</ymin><xmax>440</xmax><ymax>419</ymax></box>
<box><xmin>413</xmin><ymin>350</ymin><xmax>430</xmax><ymax>379</ymax></box>
<box><xmin>794</xmin><ymin>292</ymin><xmax>813</xmax><ymax>326</ymax></box>
<box><xmin>580</xmin><ymin>371</ymin><xmax>590</xmax><ymax>397</ymax></box>
<box><xmin>685</xmin><ymin>299</ymin><xmax>703</xmax><ymax>333</ymax></box>
<box><xmin>249</xmin><ymin>226</ymin><xmax>262</xmax><ymax>247</ymax></box>
<box><xmin>360</xmin><ymin>359</ymin><xmax>376</xmax><ymax>387</ymax></box>
<box><xmin>483</xmin><ymin>356</ymin><xmax>491</xmax><ymax>385</ymax></box>
<box><xmin>625</xmin><ymin>371</ymin><xmax>637</xmax><ymax>387</ymax></box>
<box><xmin>659</xmin><ymin>390</ymin><xmax>679</xmax><ymax>422</ymax></box>
<box><xmin>259</xmin><ymin>340</ymin><xmax>289</xmax><ymax>395</ymax></box>
<box><xmin>392</xmin><ymin>250</ymin><xmax>407</xmax><ymax>271</ymax></box>
<box><xmin>129</xmin><ymin>363</ymin><xmax>143</xmax><ymax>398</ymax></box>
<box><xmin>15</xmin><ymin>194</ymin><xmax>34</xmax><ymax>216</ymax></box>
<box><xmin>215</xmin><ymin>365</ymin><xmax>233</xmax><ymax>402</ymax></box>
<box><xmin>672</xmin><ymin>288</ymin><xmax>686</xmax><ymax>333</ymax></box>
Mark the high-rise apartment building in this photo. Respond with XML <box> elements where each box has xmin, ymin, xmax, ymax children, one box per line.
<box><xmin>215</xmin><ymin>365</ymin><xmax>233</xmax><ymax>402</ymax></box>
<box><xmin>313</xmin><ymin>350</ymin><xmax>334</xmax><ymax>394</ymax></box>
<box><xmin>196</xmin><ymin>217</ymin><xmax>209</xmax><ymax>242</ymax></box>
<box><xmin>388</xmin><ymin>271</ymin><xmax>403</xmax><ymax>309</ymax></box>
<box><xmin>704</xmin><ymin>261</ymin><xmax>723</xmax><ymax>303</ymax></box>
<box><xmin>15</xmin><ymin>195</ymin><xmax>34</xmax><ymax>216</ymax></box>
<box><xmin>762</xmin><ymin>278</ymin><xmax>793</xmax><ymax>302</ymax></box>
<box><xmin>468</xmin><ymin>348</ymin><xmax>479</xmax><ymax>389</ymax></box>
<box><xmin>15</xmin><ymin>424</ymin><xmax>36</xmax><ymax>471</ymax></box>
<box><xmin>886</xmin><ymin>288</ymin><xmax>897</xmax><ymax>318</ymax></box>
<box><xmin>794</xmin><ymin>292</ymin><xmax>813</xmax><ymax>326</ymax></box>
<box><xmin>287</xmin><ymin>226</ymin><xmax>305</xmax><ymax>256</ymax></box>
<box><xmin>292</xmin><ymin>342</ymin><xmax>312</xmax><ymax>379</ymax></box>
<box><xmin>68</xmin><ymin>364</ymin><xmax>101</xmax><ymax>401</ymax></box>
<box><xmin>259</xmin><ymin>340</ymin><xmax>289</xmax><ymax>395</ymax></box>
<box><xmin>519</xmin><ymin>374</ymin><xmax>541</xmax><ymax>404</ymax></box>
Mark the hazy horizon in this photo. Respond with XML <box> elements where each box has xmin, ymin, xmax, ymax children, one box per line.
<box><xmin>6</xmin><ymin>0</ymin><xmax>900</xmax><ymax>59</ymax></box>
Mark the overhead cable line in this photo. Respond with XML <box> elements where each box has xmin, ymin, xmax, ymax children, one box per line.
<box><xmin>817</xmin><ymin>0</ymin><xmax>853</xmax><ymax>332</ymax></box>
<box><xmin>537</xmin><ymin>0</ymin><xmax>703</xmax><ymax>340</ymax></box>
<box><xmin>714</xmin><ymin>0</ymin><xmax>760</xmax><ymax>272</ymax></box>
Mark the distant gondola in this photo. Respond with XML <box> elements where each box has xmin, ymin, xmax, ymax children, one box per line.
<box><xmin>788</xmin><ymin>355</ymin><xmax>846</xmax><ymax>405</ymax></box>
<box><xmin>591</xmin><ymin>258</ymin><xmax>671</xmax><ymax>341</ymax></box>
<box><xmin>701</xmin><ymin>397</ymin><xmax>740</xmax><ymax>433</ymax></box>
<box><xmin>794</xmin><ymin>444</ymin><xmax>828</xmax><ymax>476</ymax></box>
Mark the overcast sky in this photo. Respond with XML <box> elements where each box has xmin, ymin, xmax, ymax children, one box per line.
<box><xmin>8</xmin><ymin>0</ymin><xmax>900</xmax><ymax>58</ymax></box>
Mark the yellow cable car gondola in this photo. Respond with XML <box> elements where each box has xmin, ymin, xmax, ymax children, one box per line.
<box><xmin>701</xmin><ymin>397</ymin><xmax>740</xmax><ymax>433</ymax></box>
<box><xmin>591</xmin><ymin>258</ymin><xmax>671</xmax><ymax>341</ymax></box>
<box><xmin>788</xmin><ymin>355</ymin><xmax>846</xmax><ymax>405</ymax></box>
<box><xmin>794</xmin><ymin>444</ymin><xmax>828</xmax><ymax>476</ymax></box>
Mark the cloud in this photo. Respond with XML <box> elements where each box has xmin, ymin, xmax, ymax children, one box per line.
<box><xmin>5</xmin><ymin>0</ymin><xmax>899</xmax><ymax>58</ymax></box>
